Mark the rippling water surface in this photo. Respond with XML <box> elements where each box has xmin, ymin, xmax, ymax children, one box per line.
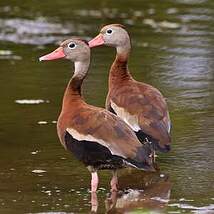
<box><xmin>0</xmin><ymin>0</ymin><xmax>213</xmax><ymax>213</ymax></box>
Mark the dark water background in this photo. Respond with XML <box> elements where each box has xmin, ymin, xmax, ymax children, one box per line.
<box><xmin>0</xmin><ymin>0</ymin><xmax>213</xmax><ymax>213</ymax></box>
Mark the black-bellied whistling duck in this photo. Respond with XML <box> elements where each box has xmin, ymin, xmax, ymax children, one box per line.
<box><xmin>89</xmin><ymin>24</ymin><xmax>171</xmax><ymax>153</ymax></box>
<box><xmin>39</xmin><ymin>38</ymin><xmax>155</xmax><ymax>193</ymax></box>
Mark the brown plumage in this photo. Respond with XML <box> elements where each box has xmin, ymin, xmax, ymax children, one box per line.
<box><xmin>57</xmin><ymin>94</ymin><xmax>151</xmax><ymax>164</ymax></box>
<box><xmin>39</xmin><ymin>38</ymin><xmax>155</xmax><ymax>193</ymax></box>
<box><xmin>89</xmin><ymin>24</ymin><xmax>171</xmax><ymax>152</ymax></box>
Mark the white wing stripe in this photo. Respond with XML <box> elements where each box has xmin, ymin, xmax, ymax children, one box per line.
<box><xmin>66</xmin><ymin>127</ymin><xmax>126</xmax><ymax>158</ymax></box>
<box><xmin>110</xmin><ymin>101</ymin><xmax>141</xmax><ymax>132</ymax></box>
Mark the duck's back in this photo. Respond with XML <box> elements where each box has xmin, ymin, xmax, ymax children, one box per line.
<box><xmin>106</xmin><ymin>78</ymin><xmax>171</xmax><ymax>152</ymax></box>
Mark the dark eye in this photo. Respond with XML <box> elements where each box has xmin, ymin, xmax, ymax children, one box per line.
<box><xmin>68</xmin><ymin>42</ymin><xmax>76</xmax><ymax>49</ymax></box>
<box><xmin>106</xmin><ymin>29</ymin><xmax>113</xmax><ymax>35</ymax></box>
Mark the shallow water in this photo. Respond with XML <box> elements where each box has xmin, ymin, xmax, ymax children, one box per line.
<box><xmin>0</xmin><ymin>0</ymin><xmax>213</xmax><ymax>213</ymax></box>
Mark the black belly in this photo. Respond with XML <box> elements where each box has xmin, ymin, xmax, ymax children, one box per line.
<box><xmin>64</xmin><ymin>131</ymin><xmax>124</xmax><ymax>170</ymax></box>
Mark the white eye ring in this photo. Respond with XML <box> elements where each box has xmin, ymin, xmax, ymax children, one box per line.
<box><xmin>68</xmin><ymin>42</ymin><xmax>77</xmax><ymax>49</ymax></box>
<box><xmin>106</xmin><ymin>28</ymin><xmax>113</xmax><ymax>35</ymax></box>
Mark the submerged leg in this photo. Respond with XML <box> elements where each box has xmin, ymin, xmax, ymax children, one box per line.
<box><xmin>105</xmin><ymin>190</ymin><xmax>118</xmax><ymax>212</ymax></box>
<box><xmin>110</xmin><ymin>170</ymin><xmax>118</xmax><ymax>192</ymax></box>
<box><xmin>91</xmin><ymin>191</ymin><xmax>98</xmax><ymax>212</ymax></box>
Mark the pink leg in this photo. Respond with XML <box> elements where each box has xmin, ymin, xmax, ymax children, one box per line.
<box><xmin>110</xmin><ymin>170</ymin><xmax>118</xmax><ymax>192</ymax></box>
<box><xmin>91</xmin><ymin>171</ymin><xmax>99</xmax><ymax>193</ymax></box>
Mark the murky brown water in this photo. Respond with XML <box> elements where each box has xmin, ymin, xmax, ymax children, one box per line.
<box><xmin>0</xmin><ymin>0</ymin><xmax>213</xmax><ymax>213</ymax></box>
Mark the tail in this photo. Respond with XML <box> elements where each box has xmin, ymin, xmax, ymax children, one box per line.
<box><xmin>125</xmin><ymin>142</ymin><xmax>156</xmax><ymax>172</ymax></box>
<box><xmin>135</xmin><ymin>130</ymin><xmax>171</xmax><ymax>153</ymax></box>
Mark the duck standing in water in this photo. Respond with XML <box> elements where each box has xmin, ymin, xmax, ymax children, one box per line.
<box><xmin>39</xmin><ymin>38</ymin><xmax>155</xmax><ymax>193</ymax></box>
<box><xmin>89</xmin><ymin>24</ymin><xmax>171</xmax><ymax>154</ymax></box>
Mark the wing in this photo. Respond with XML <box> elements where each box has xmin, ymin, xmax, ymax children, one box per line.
<box><xmin>59</xmin><ymin>105</ymin><xmax>154</xmax><ymax>170</ymax></box>
<box><xmin>107</xmin><ymin>81</ymin><xmax>171</xmax><ymax>151</ymax></box>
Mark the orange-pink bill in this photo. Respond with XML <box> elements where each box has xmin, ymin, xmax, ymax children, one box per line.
<box><xmin>88</xmin><ymin>34</ymin><xmax>104</xmax><ymax>48</ymax></box>
<box><xmin>39</xmin><ymin>47</ymin><xmax>65</xmax><ymax>61</ymax></box>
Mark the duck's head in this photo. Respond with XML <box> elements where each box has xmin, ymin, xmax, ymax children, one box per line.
<box><xmin>89</xmin><ymin>24</ymin><xmax>130</xmax><ymax>50</ymax></box>
<box><xmin>39</xmin><ymin>38</ymin><xmax>90</xmax><ymax>62</ymax></box>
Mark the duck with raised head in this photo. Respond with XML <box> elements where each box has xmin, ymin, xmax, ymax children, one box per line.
<box><xmin>39</xmin><ymin>38</ymin><xmax>155</xmax><ymax>193</ymax></box>
<box><xmin>89</xmin><ymin>24</ymin><xmax>171</xmax><ymax>153</ymax></box>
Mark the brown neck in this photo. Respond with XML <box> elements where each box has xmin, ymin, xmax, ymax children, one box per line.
<box><xmin>109</xmin><ymin>50</ymin><xmax>131</xmax><ymax>88</ymax></box>
<box><xmin>62</xmin><ymin>60</ymin><xmax>89</xmax><ymax>111</ymax></box>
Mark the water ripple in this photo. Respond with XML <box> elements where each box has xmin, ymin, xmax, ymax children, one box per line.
<box><xmin>0</xmin><ymin>18</ymin><xmax>74</xmax><ymax>45</ymax></box>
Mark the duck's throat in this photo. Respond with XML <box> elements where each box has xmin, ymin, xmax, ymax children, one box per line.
<box><xmin>73</xmin><ymin>60</ymin><xmax>90</xmax><ymax>81</ymax></box>
<box><xmin>109</xmin><ymin>46</ymin><xmax>131</xmax><ymax>87</ymax></box>
<box><xmin>63</xmin><ymin>60</ymin><xmax>90</xmax><ymax>104</ymax></box>
<box><xmin>116</xmin><ymin>37</ymin><xmax>131</xmax><ymax>60</ymax></box>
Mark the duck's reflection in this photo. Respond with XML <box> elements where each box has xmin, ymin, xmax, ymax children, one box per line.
<box><xmin>91</xmin><ymin>191</ymin><xmax>98</xmax><ymax>213</ymax></box>
<box><xmin>90</xmin><ymin>169</ymin><xmax>171</xmax><ymax>213</ymax></box>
